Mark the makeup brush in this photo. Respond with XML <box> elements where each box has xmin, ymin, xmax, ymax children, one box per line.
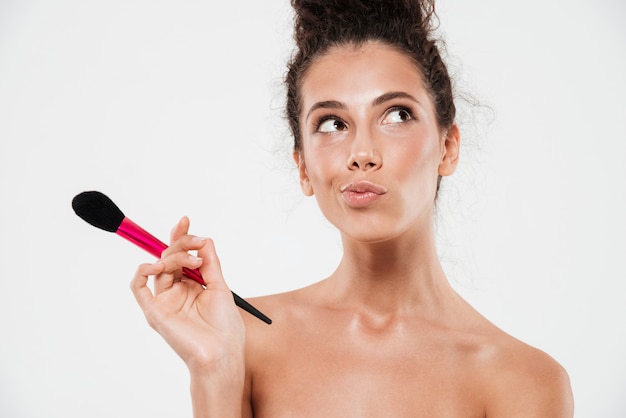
<box><xmin>72</xmin><ymin>190</ymin><xmax>271</xmax><ymax>325</ymax></box>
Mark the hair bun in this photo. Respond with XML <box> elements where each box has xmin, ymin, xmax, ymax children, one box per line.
<box><xmin>291</xmin><ymin>0</ymin><xmax>436</xmax><ymax>49</ymax></box>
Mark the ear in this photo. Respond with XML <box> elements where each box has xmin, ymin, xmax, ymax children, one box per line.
<box><xmin>293</xmin><ymin>151</ymin><xmax>314</xmax><ymax>196</ymax></box>
<box><xmin>438</xmin><ymin>124</ymin><xmax>460</xmax><ymax>177</ymax></box>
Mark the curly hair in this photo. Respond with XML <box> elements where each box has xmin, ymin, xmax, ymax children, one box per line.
<box><xmin>286</xmin><ymin>0</ymin><xmax>456</xmax><ymax>152</ymax></box>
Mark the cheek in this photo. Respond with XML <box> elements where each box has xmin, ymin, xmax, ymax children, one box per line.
<box><xmin>302</xmin><ymin>144</ymin><xmax>344</xmax><ymax>186</ymax></box>
<box><xmin>393</xmin><ymin>135</ymin><xmax>440</xmax><ymax>176</ymax></box>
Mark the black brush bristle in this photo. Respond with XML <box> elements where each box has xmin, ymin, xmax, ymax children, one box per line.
<box><xmin>72</xmin><ymin>191</ymin><xmax>125</xmax><ymax>233</ymax></box>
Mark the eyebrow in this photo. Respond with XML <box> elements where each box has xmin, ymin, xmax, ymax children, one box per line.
<box><xmin>305</xmin><ymin>91</ymin><xmax>421</xmax><ymax>123</ymax></box>
<box><xmin>305</xmin><ymin>100</ymin><xmax>346</xmax><ymax>123</ymax></box>
<box><xmin>372</xmin><ymin>91</ymin><xmax>420</xmax><ymax>107</ymax></box>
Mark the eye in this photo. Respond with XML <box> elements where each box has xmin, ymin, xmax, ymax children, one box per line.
<box><xmin>316</xmin><ymin>116</ymin><xmax>347</xmax><ymax>133</ymax></box>
<box><xmin>382</xmin><ymin>107</ymin><xmax>413</xmax><ymax>125</ymax></box>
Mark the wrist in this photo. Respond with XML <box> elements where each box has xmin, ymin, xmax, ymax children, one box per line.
<box><xmin>188</xmin><ymin>354</ymin><xmax>245</xmax><ymax>418</ymax></box>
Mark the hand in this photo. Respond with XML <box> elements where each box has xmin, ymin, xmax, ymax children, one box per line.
<box><xmin>130</xmin><ymin>216</ymin><xmax>245</xmax><ymax>376</ymax></box>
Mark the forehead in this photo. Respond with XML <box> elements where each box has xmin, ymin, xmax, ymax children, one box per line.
<box><xmin>300</xmin><ymin>41</ymin><xmax>431</xmax><ymax>111</ymax></box>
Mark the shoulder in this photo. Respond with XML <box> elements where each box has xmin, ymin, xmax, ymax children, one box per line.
<box><xmin>241</xmin><ymin>280</ymin><xmax>325</xmax><ymax>326</ymax></box>
<box><xmin>240</xmin><ymin>282</ymin><xmax>336</xmax><ymax>371</ymax></box>
<box><xmin>242</xmin><ymin>287</ymin><xmax>311</xmax><ymax>327</ymax></box>
<box><xmin>240</xmin><ymin>286</ymin><xmax>315</xmax><ymax>349</ymax></box>
<box><xmin>482</xmin><ymin>332</ymin><xmax>574</xmax><ymax>417</ymax></box>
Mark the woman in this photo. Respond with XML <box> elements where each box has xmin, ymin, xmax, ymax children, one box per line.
<box><xmin>131</xmin><ymin>0</ymin><xmax>574</xmax><ymax>416</ymax></box>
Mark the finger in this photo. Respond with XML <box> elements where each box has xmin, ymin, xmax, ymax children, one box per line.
<box><xmin>154</xmin><ymin>252</ymin><xmax>203</xmax><ymax>294</ymax></box>
<box><xmin>131</xmin><ymin>261</ymin><xmax>165</xmax><ymax>311</ymax></box>
<box><xmin>170</xmin><ymin>216</ymin><xmax>190</xmax><ymax>245</ymax></box>
<box><xmin>161</xmin><ymin>234</ymin><xmax>207</xmax><ymax>259</ymax></box>
<box><xmin>157</xmin><ymin>233</ymin><xmax>206</xmax><ymax>294</ymax></box>
<box><xmin>196</xmin><ymin>238</ymin><xmax>230</xmax><ymax>292</ymax></box>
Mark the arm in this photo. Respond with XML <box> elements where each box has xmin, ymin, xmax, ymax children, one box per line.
<box><xmin>189</xmin><ymin>363</ymin><xmax>244</xmax><ymax>418</ymax></box>
<box><xmin>131</xmin><ymin>217</ymin><xmax>247</xmax><ymax>417</ymax></box>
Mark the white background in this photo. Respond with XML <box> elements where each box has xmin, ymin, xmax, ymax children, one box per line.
<box><xmin>1</xmin><ymin>0</ymin><xmax>625</xmax><ymax>416</ymax></box>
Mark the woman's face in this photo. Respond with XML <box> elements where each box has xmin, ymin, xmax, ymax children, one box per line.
<box><xmin>295</xmin><ymin>41</ymin><xmax>459</xmax><ymax>243</ymax></box>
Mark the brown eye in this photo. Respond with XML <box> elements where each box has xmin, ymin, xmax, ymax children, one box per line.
<box><xmin>317</xmin><ymin>117</ymin><xmax>347</xmax><ymax>133</ymax></box>
<box><xmin>382</xmin><ymin>107</ymin><xmax>413</xmax><ymax>124</ymax></box>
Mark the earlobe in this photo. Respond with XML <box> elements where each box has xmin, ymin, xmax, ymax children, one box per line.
<box><xmin>438</xmin><ymin>124</ymin><xmax>460</xmax><ymax>177</ymax></box>
<box><xmin>293</xmin><ymin>151</ymin><xmax>314</xmax><ymax>196</ymax></box>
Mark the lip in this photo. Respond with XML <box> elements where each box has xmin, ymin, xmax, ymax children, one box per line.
<box><xmin>340</xmin><ymin>181</ymin><xmax>387</xmax><ymax>208</ymax></box>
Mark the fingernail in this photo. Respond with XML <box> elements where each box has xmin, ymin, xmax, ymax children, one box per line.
<box><xmin>189</xmin><ymin>255</ymin><xmax>203</xmax><ymax>262</ymax></box>
<box><xmin>192</xmin><ymin>236</ymin><xmax>207</xmax><ymax>244</ymax></box>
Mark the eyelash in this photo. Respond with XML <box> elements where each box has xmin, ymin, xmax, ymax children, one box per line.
<box><xmin>313</xmin><ymin>114</ymin><xmax>345</xmax><ymax>132</ymax></box>
<box><xmin>384</xmin><ymin>106</ymin><xmax>415</xmax><ymax>122</ymax></box>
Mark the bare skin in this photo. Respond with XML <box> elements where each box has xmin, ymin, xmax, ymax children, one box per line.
<box><xmin>131</xmin><ymin>42</ymin><xmax>573</xmax><ymax>417</ymax></box>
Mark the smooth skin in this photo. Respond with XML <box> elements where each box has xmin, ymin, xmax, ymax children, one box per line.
<box><xmin>132</xmin><ymin>41</ymin><xmax>573</xmax><ymax>417</ymax></box>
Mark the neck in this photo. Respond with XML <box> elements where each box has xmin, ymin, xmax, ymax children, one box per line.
<box><xmin>325</xmin><ymin>221</ymin><xmax>455</xmax><ymax>318</ymax></box>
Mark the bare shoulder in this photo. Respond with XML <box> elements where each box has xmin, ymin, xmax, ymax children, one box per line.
<box><xmin>482</xmin><ymin>328</ymin><xmax>574</xmax><ymax>417</ymax></box>
<box><xmin>239</xmin><ymin>282</ymin><xmax>340</xmax><ymax>372</ymax></box>
<box><xmin>241</xmin><ymin>286</ymin><xmax>310</xmax><ymax>327</ymax></box>
<box><xmin>239</xmin><ymin>285</ymin><xmax>316</xmax><ymax>352</ymax></box>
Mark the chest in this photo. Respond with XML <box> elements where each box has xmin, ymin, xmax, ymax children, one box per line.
<box><xmin>249</xmin><ymin>327</ymin><xmax>487</xmax><ymax>418</ymax></box>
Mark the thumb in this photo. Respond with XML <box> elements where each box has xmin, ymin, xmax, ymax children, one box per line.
<box><xmin>196</xmin><ymin>238</ymin><xmax>230</xmax><ymax>292</ymax></box>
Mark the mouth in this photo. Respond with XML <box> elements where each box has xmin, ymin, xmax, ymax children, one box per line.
<box><xmin>340</xmin><ymin>181</ymin><xmax>387</xmax><ymax>207</ymax></box>
<box><xmin>340</xmin><ymin>181</ymin><xmax>388</xmax><ymax>194</ymax></box>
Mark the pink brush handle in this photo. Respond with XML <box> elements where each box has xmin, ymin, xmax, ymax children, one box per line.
<box><xmin>116</xmin><ymin>217</ymin><xmax>205</xmax><ymax>285</ymax></box>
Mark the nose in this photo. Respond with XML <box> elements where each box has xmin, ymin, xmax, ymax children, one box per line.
<box><xmin>347</xmin><ymin>128</ymin><xmax>382</xmax><ymax>171</ymax></box>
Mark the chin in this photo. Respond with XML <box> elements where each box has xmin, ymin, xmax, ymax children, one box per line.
<box><xmin>334</xmin><ymin>212</ymin><xmax>431</xmax><ymax>245</ymax></box>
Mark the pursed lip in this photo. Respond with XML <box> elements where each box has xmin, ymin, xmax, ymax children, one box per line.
<box><xmin>340</xmin><ymin>181</ymin><xmax>388</xmax><ymax>195</ymax></box>
<box><xmin>340</xmin><ymin>181</ymin><xmax>388</xmax><ymax>207</ymax></box>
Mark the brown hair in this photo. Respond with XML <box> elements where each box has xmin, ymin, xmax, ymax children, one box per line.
<box><xmin>286</xmin><ymin>0</ymin><xmax>456</xmax><ymax>152</ymax></box>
